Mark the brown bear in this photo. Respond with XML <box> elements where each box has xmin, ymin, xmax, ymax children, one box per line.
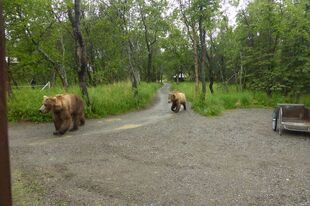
<box><xmin>168</xmin><ymin>91</ymin><xmax>187</xmax><ymax>113</ymax></box>
<box><xmin>39</xmin><ymin>94</ymin><xmax>85</xmax><ymax>135</ymax></box>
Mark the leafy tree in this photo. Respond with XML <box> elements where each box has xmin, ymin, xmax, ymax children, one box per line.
<box><xmin>137</xmin><ymin>0</ymin><xmax>167</xmax><ymax>82</ymax></box>
<box><xmin>4</xmin><ymin>0</ymin><xmax>309</xmax><ymax>101</ymax></box>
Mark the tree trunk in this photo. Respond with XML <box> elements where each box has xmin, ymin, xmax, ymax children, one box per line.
<box><xmin>78</xmin><ymin>70</ymin><xmax>89</xmax><ymax>99</ymax></box>
<box><xmin>24</xmin><ymin>33</ymin><xmax>68</xmax><ymax>88</ymax></box>
<box><xmin>50</xmin><ymin>71</ymin><xmax>56</xmax><ymax>86</ymax></box>
<box><xmin>54</xmin><ymin>67</ymin><xmax>69</xmax><ymax>89</ymax></box>
<box><xmin>59</xmin><ymin>32</ymin><xmax>68</xmax><ymax>89</ymax></box>
<box><xmin>239</xmin><ymin>52</ymin><xmax>243</xmax><ymax>92</ymax></box>
<box><xmin>147</xmin><ymin>51</ymin><xmax>152</xmax><ymax>82</ymax></box>
<box><xmin>37</xmin><ymin>47</ymin><xmax>68</xmax><ymax>89</ymax></box>
<box><xmin>0</xmin><ymin>1</ymin><xmax>13</xmax><ymax>202</ymax></box>
<box><xmin>59</xmin><ymin>66</ymin><xmax>68</xmax><ymax>89</ymax></box>
<box><xmin>6</xmin><ymin>58</ymin><xmax>13</xmax><ymax>97</ymax></box>
<box><xmin>219</xmin><ymin>56</ymin><xmax>228</xmax><ymax>92</ymax></box>
<box><xmin>7</xmin><ymin>60</ymin><xmax>18</xmax><ymax>88</ymax></box>
<box><xmin>120</xmin><ymin>1</ymin><xmax>139</xmax><ymax>96</ymax></box>
<box><xmin>68</xmin><ymin>0</ymin><xmax>90</xmax><ymax>105</ymax></box>
<box><xmin>85</xmin><ymin>23</ymin><xmax>96</xmax><ymax>86</ymax></box>
<box><xmin>209</xmin><ymin>75</ymin><xmax>214</xmax><ymax>94</ymax></box>
<box><xmin>160</xmin><ymin>64</ymin><xmax>163</xmax><ymax>83</ymax></box>
<box><xmin>208</xmin><ymin>33</ymin><xmax>217</xmax><ymax>94</ymax></box>
<box><xmin>198</xmin><ymin>4</ymin><xmax>206</xmax><ymax>102</ymax></box>
<box><xmin>127</xmin><ymin>41</ymin><xmax>139</xmax><ymax>97</ymax></box>
<box><xmin>87</xmin><ymin>68</ymin><xmax>94</xmax><ymax>86</ymax></box>
<box><xmin>176</xmin><ymin>68</ymin><xmax>180</xmax><ymax>84</ymax></box>
<box><xmin>178</xmin><ymin>0</ymin><xmax>199</xmax><ymax>96</ymax></box>
<box><xmin>208</xmin><ymin>54</ymin><xmax>214</xmax><ymax>95</ymax></box>
<box><xmin>193</xmin><ymin>29</ymin><xmax>199</xmax><ymax>97</ymax></box>
<box><xmin>88</xmin><ymin>43</ymin><xmax>97</xmax><ymax>86</ymax></box>
<box><xmin>18</xmin><ymin>7</ymin><xmax>68</xmax><ymax>89</ymax></box>
<box><xmin>139</xmin><ymin>2</ymin><xmax>157</xmax><ymax>82</ymax></box>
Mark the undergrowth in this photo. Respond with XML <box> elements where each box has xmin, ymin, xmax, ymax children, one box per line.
<box><xmin>172</xmin><ymin>82</ymin><xmax>310</xmax><ymax>116</ymax></box>
<box><xmin>8</xmin><ymin>82</ymin><xmax>161</xmax><ymax>122</ymax></box>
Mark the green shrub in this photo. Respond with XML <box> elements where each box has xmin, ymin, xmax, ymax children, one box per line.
<box><xmin>300</xmin><ymin>95</ymin><xmax>310</xmax><ymax>107</ymax></box>
<box><xmin>172</xmin><ymin>82</ymin><xmax>310</xmax><ymax>116</ymax></box>
<box><xmin>8</xmin><ymin>82</ymin><xmax>160</xmax><ymax>122</ymax></box>
<box><xmin>219</xmin><ymin>95</ymin><xmax>238</xmax><ymax>109</ymax></box>
<box><xmin>239</xmin><ymin>93</ymin><xmax>252</xmax><ymax>107</ymax></box>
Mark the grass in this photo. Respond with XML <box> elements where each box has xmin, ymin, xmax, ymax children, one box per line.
<box><xmin>8</xmin><ymin>81</ymin><xmax>161</xmax><ymax>122</ymax></box>
<box><xmin>12</xmin><ymin>169</ymin><xmax>67</xmax><ymax>206</ymax></box>
<box><xmin>12</xmin><ymin>170</ymin><xmax>45</xmax><ymax>206</ymax></box>
<box><xmin>172</xmin><ymin>82</ymin><xmax>310</xmax><ymax>116</ymax></box>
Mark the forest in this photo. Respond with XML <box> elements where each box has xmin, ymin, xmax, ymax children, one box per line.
<box><xmin>4</xmin><ymin>0</ymin><xmax>310</xmax><ymax>117</ymax></box>
<box><xmin>3</xmin><ymin>1</ymin><xmax>310</xmax><ymax>204</ymax></box>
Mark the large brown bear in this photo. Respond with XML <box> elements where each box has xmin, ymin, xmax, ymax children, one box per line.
<box><xmin>168</xmin><ymin>91</ymin><xmax>187</xmax><ymax>113</ymax></box>
<box><xmin>39</xmin><ymin>94</ymin><xmax>85</xmax><ymax>135</ymax></box>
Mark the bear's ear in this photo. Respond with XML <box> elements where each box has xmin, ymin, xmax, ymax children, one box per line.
<box><xmin>43</xmin><ymin>95</ymin><xmax>48</xmax><ymax>100</ymax></box>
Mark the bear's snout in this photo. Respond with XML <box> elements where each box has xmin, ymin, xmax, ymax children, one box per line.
<box><xmin>39</xmin><ymin>105</ymin><xmax>47</xmax><ymax>113</ymax></box>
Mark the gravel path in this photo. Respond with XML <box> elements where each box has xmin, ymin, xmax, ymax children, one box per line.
<box><xmin>9</xmin><ymin>84</ymin><xmax>310</xmax><ymax>205</ymax></box>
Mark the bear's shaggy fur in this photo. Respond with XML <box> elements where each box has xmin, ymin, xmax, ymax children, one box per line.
<box><xmin>39</xmin><ymin>94</ymin><xmax>85</xmax><ymax>135</ymax></box>
<box><xmin>168</xmin><ymin>91</ymin><xmax>187</xmax><ymax>113</ymax></box>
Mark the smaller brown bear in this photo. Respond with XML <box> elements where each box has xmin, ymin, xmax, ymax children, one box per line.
<box><xmin>168</xmin><ymin>91</ymin><xmax>187</xmax><ymax>113</ymax></box>
<box><xmin>39</xmin><ymin>94</ymin><xmax>85</xmax><ymax>135</ymax></box>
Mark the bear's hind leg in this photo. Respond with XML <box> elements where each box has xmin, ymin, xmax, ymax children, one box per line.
<box><xmin>183</xmin><ymin>102</ymin><xmax>186</xmax><ymax>111</ymax></box>
<box><xmin>80</xmin><ymin>113</ymin><xmax>85</xmax><ymax>126</ymax></box>
<box><xmin>70</xmin><ymin>114</ymin><xmax>79</xmax><ymax>131</ymax></box>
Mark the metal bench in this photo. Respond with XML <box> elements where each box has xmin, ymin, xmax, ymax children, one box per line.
<box><xmin>273</xmin><ymin>104</ymin><xmax>310</xmax><ymax>135</ymax></box>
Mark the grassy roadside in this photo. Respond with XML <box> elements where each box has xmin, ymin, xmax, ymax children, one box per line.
<box><xmin>12</xmin><ymin>170</ymin><xmax>43</xmax><ymax>206</ymax></box>
<box><xmin>10</xmin><ymin>82</ymin><xmax>161</xmax><ymax>204</ymax></box>
<box><xmin>12</xmin><ymin>169</ymin><xmax>67</xmax><ymax>206</ymax></box>
<box><xmin>172</xmin><ymin>82</ymin><xmax>310</xmax><ymax>116</ymax></box>
<box><xmin>8</xmin><ymin>81</ymin><xmax>161</xmax><ymax>122</ymax></box>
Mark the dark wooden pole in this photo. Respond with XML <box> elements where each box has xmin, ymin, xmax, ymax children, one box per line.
<box><xmin>0</xmin><ymin>0</ymin><xmax>12</xmax><ymax>205</ymax></box>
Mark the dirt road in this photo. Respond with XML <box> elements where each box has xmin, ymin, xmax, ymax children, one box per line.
<box><xmin>9</xmin><ymin>84</ymin><xmax>310</xmax><ymax>205</ymax></box>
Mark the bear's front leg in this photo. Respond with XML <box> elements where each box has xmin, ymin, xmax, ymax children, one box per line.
<box><xmin>53</xmin><ymin>115</ymin><xmax>62</xmax><ymax>135</ymax></box>
<box><xmin>172</xmin><ymin>100</ymin><xmax>181</xmax><ymax>113</ymax></box>
<box><xmin>57</xmin><ymin>116</ymin><xmax>72</xmax><ymax>135</ymax></box>
<box><xmin>171</xmin><ymin>104</ymin><xmax>177</xmax><ymax>111</ymax></box>
<box><xmin>173</xmin><ymin>104</ymin><xmax>181</xmax><ymax>113</ymax></box>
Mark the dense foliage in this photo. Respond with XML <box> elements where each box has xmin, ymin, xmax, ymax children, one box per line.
<box><xmin>4</xmin><ymin>0</ymin><xmax>309</xmax><ymax>99</ymax></box>
<box><xmin>172</xmin><ymin>82</ymin><xmax>310</xmax><ymax>116</ymax></box>
<box><xmin>225</xmin><ymin>0</ymin><xmax>310</xmax><ymax>97</ymax></box>
<box><xmin>8</xmin><ymin>82</ymin><xmax>160</xmax><ymax>122</ymax></box>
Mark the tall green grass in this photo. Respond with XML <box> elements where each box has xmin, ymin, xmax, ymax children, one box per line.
<box><xmin>8</xmin><ymin>82</ymin><xmax>161</xmax><ymax>122</ymax></box>
<box><xmin>172</xmin><ymin>82</ymin><xmax>310</xmax><ymax>116</ymax></box>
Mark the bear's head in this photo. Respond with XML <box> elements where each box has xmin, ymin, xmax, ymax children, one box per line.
<box><xmin>39</xmin><ymin>95</ymin><xmax>62</xmax><ymax>113</ymax></box>
<box><xmin>168</xmin><ymin>93</ymin><xmax>176</xmax><ymax>103</ymax></box>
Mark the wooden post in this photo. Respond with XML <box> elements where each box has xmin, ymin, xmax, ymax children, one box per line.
<box><xmin>0</xmin><ymin>0</ymin><xmax>13</xmax><ymax>205</ymax></box>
